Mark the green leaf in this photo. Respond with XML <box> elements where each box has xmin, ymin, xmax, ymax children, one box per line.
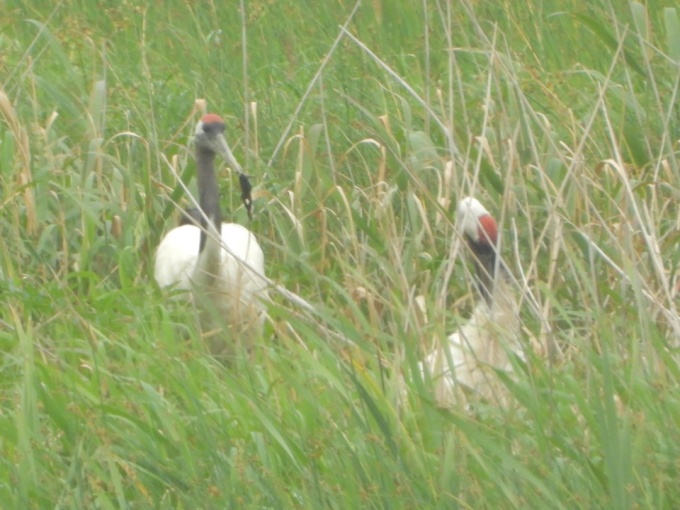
<box><xmin>665</xmin><ymin>8</ymin><xmax>680</xmax><ymax>62</ymax></box>
<box><xmin>572</xmin><ymin>12</ymin><xmax>647</xmax><ymax>78</ymax></box>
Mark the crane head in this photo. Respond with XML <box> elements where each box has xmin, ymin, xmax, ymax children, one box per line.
<box><xmin>195</xmin><ymin>114</ymin><xmax>243</xmax><ymax>173</ymax></box>
<box><xmin>458</xmin><ymin>197</ymin><xmax>502</xmax><ymax>303</ymax></box>
<box><xmin>195</xmin><ymin>114</ymin><xmax>253</xmax><ymax>219</ymax></box>
<box><xmin>458</xmin><ymin>197</ymin><xmax>498</xmax><ymax>248</ymax></box>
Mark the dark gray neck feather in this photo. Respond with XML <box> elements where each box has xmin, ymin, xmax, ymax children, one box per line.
<box><xmin>468</xmin><ymin>239</ymin><xmax>506</xmax><ymax>305</ymax></box>
<box><xmin>195</xmin><ymin>146</ymin><xmax>222</xmax><ymax>252</ymax></box>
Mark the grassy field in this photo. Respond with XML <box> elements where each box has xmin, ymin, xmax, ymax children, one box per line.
<box><xmin>2</xmin><ymin>0</ymin><xmax>680</xmax><ymax>507</ymax></box>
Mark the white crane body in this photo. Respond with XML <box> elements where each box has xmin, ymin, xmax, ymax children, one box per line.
<box><xmin>420</xmin><ymin>278</ymin><xmax>521</xmax><ymax>407</ymax></box>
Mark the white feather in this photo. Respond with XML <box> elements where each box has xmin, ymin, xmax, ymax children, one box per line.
<box><xmin>154</xmin><ymin>221</ymin><xmax>268</xmax><ymax>352</ymax></box>
<box><xmin>419</xmin><ymin>280</ymin><xmax>522</xmax><ymax>408</ymax></box>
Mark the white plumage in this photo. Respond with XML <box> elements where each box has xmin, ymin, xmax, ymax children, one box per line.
<box><xmin>154</xmin><ymin>223</ymin><xmax>264</xmax><ymax>292</ymax></box>
<box><xmin>154</xmin><ymin>114</ymin><xmax>268</xmax><ymax>355</ymax></box>
<box><xmin>419</xmin><ymin>197</ymin><xmax>522</xmax><ymax>407</ymax></box>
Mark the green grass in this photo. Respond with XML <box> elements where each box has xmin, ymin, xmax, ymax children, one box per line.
<box><xmin>2</xmin><ymin>0</ymin><xmax>680</xmax><ymax>507</ymax></box>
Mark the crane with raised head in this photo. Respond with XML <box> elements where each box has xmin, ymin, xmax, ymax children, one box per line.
<box><xmin>420</xmin><ymin>197</ymin><xmax>522</xmax><ymax>407</ymax></box>
<box><xmin>154</xmin><ymin>113</ymin><xmax>268</xmax><ymax>355</ymax></box>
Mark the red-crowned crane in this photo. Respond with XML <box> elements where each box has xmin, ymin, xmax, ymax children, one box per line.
<box><xmin>154</xmin><ymin>113</ymin><xmax>268</xmax><ymax>355</ymax></box>
<box><xmin>419</xmin><ymin>197</ymin><xmax>522</xmax><ymax>407</ymax></box>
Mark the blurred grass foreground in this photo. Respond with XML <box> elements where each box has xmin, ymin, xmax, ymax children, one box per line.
<box><xmin>2</xmin><ymin>0</ymin><xmax>680</xmax><ymax>508</ymax></box>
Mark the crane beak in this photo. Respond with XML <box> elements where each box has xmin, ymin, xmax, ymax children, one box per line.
<box><xmin>214</xmin><ymin>133</ymin><xmax>254</xmax><ymax>220</ymax></box>
<box><xmin>214</xmin><ymin>133</ymin><xmax>244</xmax><ymax>175</ymax></box>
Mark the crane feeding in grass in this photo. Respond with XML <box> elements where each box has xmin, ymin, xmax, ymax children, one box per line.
<box><xmin>419</xmin><ymin>196</ymin><xmax>522</xmax><ymax>407</ymax></box>
<box><xmin>154</xmin><ymin>113</ymin><xmax>268</xmax><ymax>355</ymax></box>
